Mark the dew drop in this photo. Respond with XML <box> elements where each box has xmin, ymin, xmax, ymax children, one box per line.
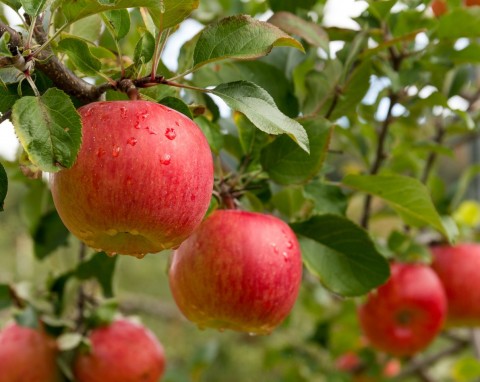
<box><xmin>140</xmin><ymin>111</ymin><xmax>149</xmax><ymax>120</ymax></box>
<box><xmin>134</xmin><ymin>121</ymin><xmax>141</xmax><ymax>129</ymax></box>
<box><xmin>120</xmin><ymin>106</ymin><xmax>127</xmax><ymax>118</ymax></box>
<box><xmin>286</xmin><ymin>240</ymin><xmax>293</xmax><ymax>249</ymax></box>
<box><xmin>282</xmin><ymin>252</ymin><xmax>289</xmax><ymax>261</ymax></box>
<box><xmin>146</xmin><ymin>126</ymin><xmax>157</xmax><ymax>135</ymax></box>
<box><xmin>97</xmin><ymin>148</ymin><xmax>106</xmax><ymax>158</ymax></box>
<box><xmin>160</xmin><ymin>154</ymin><xmax>171</xmax><ymax>165</ymax></box>
<box><xmin>271</xmin><ymin>242</ymin><xmax>279</xmax><ymax>254</ymax></box>
<box><xmin>107</xmin><ymin>252</ymin><xmax>117</xmax><ymax>257</ymax></box>
<box><xmin>85</xmin><ymin>107</ymin><xmax>93</xmax><ymax>117</ymax></box>
<box><xmin>175</xmin><ymin>121</ymin><xmax>180</xmax><ymax>127</ymax></box>
<box><xmin>112</xmin><ymin>146</ymin><xmax>121</xmax><ymax>157</ymax></box>
<box><xmin>248</xmin><ymin>332</ymin><xmax>258</xmax><ymax>337</ymax></box>
<box><xmin>165</xmin><ymin>128</ymin><xmax>176</xmax><ymax>140</ymax></box>
<box><xmin>106</xmin><ymin>229</ymin><xmax>118</xmax><ymax>236</ymax></box>
<box><xmin>127</xmin><ymin>137</ymin><xmax>137</xmax><ymax>146</ymax></box>
<box><xmin>134</xmin><ymin>253</ymin><xmax>146</xmax><ymax>259</ymax></box>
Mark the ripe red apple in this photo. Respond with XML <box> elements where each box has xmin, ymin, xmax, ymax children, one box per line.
<box><xmin>358</xmin><ymin>262</ymin><xmax>446</xmax><ymax>356</ymax></box>
<box><xmin>431</xmin><ymin>0</ymin><xmax>448</xmax><ymax>16</ymax></box>
<box><xmin>168</xmin><ymin>209</ymin><xmax>303</xmax><ymax>334</ymax></box>
<box><xmin>431</xmin><ymin>243</ymin><xmax>480</xmax><ymax>326</ymax></box>
<box><xmin>74</xmin><ymin>319</ymin><xmax>165</xmax><ymax>382</ymax></box>
<box><xmin>466</xmin><ymin>0</ymin><xmax>480</xmax><ymax>5</ymax></box>
<box><xmin>0</xmin><ymin>322</ymin><xmax>59</xmax><ymax>382</ymax></box>
<box><xmin>50</xmin><ymin>100</ymin><xmax>214</xmax><ymax>258</ymax></box>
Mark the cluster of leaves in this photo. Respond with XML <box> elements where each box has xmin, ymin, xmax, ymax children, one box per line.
<box><xmin>2</xmin><ymin>0</ymin><xmax>480</xmax><ymax>380</ymax></box>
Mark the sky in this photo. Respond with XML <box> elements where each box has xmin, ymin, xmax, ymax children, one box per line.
<box><xmin>0</xmin><ymin>0</ymin><xmax>367</xmax><ymax>161</ymax></box>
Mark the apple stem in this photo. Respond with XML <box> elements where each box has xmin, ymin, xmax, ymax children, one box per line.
<box><xmin>8</xmin><ymin>285</ymin><xmax>26</xmax><ymax>309</ymax></box>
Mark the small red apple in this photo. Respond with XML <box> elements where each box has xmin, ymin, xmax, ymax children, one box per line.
<box><xmin>431</xmin><ymin>0</ymin><xmax>448</xmax><ymax>16</ymax></box>
<box><xmin>335</xmin><ymin>351</ymin><xmax>362</xmax><ymax>373</ymax></box>
<box><xmin>431</xmin><ymin>243</ymin><xmax>480</xmax><ymax>326</ymax></box>
<box><xmin>0</xmin><ymin>322</ymin><xmax>59</xmax><ymax>382</ymax></box>
<box><xmin>168</xmin><ymin>209</ymin><xmax>303</xmax><ymax>334</ymax></box>
<box><xmin>465</xmin><ymin>0</ymin><xmax>480</xmax><ymax>6</ymax></box>
<box><xmin>358</xmin><ymin>262</ymin><xmax>446</xmax><ymax>356</ymax></box>
<box><xmin>74</xmin><ymin>319</ymin><xmax>165</xmax><ymax>382</ymax></box>
<box><xmin>50</xmin><ymin>100</ymin><xmax>214</xmax><ymax>258</ymax></box>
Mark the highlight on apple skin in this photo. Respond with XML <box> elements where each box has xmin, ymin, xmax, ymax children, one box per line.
<box><xmin>50</xmin><ymin>100</ymin><xmax>214</xmax><ymax>258</ymax></box>
<box><xmin>0</xmin><ymin>322</ymin><xmax>60</xmax><ymax>382</ymax></box>
<box><xmin>73</xmin><ymin>319</ymin><xmax>166</xmax><ymax>382</ymax></box>
<box><xmin>431</xmin><ymin>243</ymin><xmax>480</xmax><ymax>327</ymax></box>
<box><xmin>358</xmin><ymin>262</ymin><xmax>447</xmax><ymax>357</ymax></box>
<box><xmin>168</xmin><ymin>209</ymin><xmax>303</xmax><ymax>335</ymax></box>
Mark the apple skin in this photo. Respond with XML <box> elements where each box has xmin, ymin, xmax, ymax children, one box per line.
<box><xmin>168</xmin><ymin>209</ymin><xmax>303</xmax><ymax>334</ymax></box>
<box><xmin>0</xmin><ymin>323</ymin><xmax>60</xmax><ymax>382</ymax></box>
<box><xmin>466</xmin><ymin>0</ymin><xmax>480</xmax><ymax>5</ymax></box>
<box><xmin>358</xmin><ymin>262</ymin><xmax>446</xmax><ymax>357</ymax></box>
<box><xmin>74</xmin><ymin>319</ymin><xmax>165</xmax><ymax>382</ymax></box>
<box><xmin>431</xmin><ymin>0</ymin><xmax>448</xmax><ymax>16</ymax></box>
<box><xmin>430</xmin><ymin>243</ymin><xmax>480</xmax><ymax>327</ymax></box>
<box><xmin>50</xmin><ymin>100</ymin><xmax>214</xmax><ymax>258</ymax></box>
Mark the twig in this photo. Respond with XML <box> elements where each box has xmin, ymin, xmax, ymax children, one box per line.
<box><xmin>75</xmin><ymin>243</ymin><xmax>87</xmax><ymax>331</ymax></box>
<box><xmin>393</xmin><ymin>339</ymin><xmax>469</xmax><ymax>380</ymax></box>
<box><xmin>0</xmin><ymin>111</ymin><xmax>12</xmax><ymax>125</ymax></box>
<box><xmin>360</xmin><ymin>92</ymin><xmax>398</xmax><ymax>228</ymax></box>
<box><xmin>421</xmin><ymin>122</ymin><xmax>446</xmax><ymax>184</ymax></box>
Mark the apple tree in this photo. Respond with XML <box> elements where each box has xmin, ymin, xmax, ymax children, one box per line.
<box><xmin>1</xmin><ymin>0</ymin><xmax>480</xmax><ymax>380</ymax></box>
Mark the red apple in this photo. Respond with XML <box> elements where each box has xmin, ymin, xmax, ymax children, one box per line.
<box><xmin>335</xmin><ymin>351</ymin><xmax>362</xmax><ymax>373</ymax></box>
<box><xmin>466</xmin><ymin>0</ymin><xmax>480</xmax><ymax>5</ymax></box>
<box><xmin>50</xmin><ymin>100</ymin><xmax>214</xmax><ymax>258</ymax></box>
<box><xmin>168</xmin><ymin>209</ymin><xmax>303</xmax><ymax>334</ymax></box>
<box><xmin>431</xmin><ymin>243</ymin><xmax>480</xmax><ymax>326</ymax></box>
<box><xmin>358</xmin><ymin>262</ymin><xmax>446</xmax><ymax>356</ymax></box>
<box><xmin>74</xmin><ymin>319</ymin><xmax>165</xmax><ymax>382</ymax></box>
<box><xmin>0</xmin><ymin>322</ymin><xmax>59</xmax><ymax>382</ymax></box>
<box><xmin>432</xmin><ymin>0</ymin><xmax>448</xmax><ymax>16</ymax></box>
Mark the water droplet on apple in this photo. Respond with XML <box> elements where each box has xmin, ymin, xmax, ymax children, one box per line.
<box><xmin>160</xmin><ymin>154</ymin><xmax>171</xmax><ymax>165</ymax></box>
<box><xmin>146</xmin><ymin>126</ymin><xmax>157</xmax><ymax>135</ymax></box>
<box><xmin>248</xmin><ymin>332</ymin><xmax>258</xmax><ymax>337</ymax></box>
<box><xmin>270</xmin><ymin>243</ymin><xmax>279</xmax><ymax>254</ymax></box>
<box><xmin>106</xmin><ymin>229</ymin><xmax>118</xmax><ymax>236</ymax></box>
<box><xmin>134</xmin><ymin>253</ymin><xmax>146</xmax><ymax>259</ymax></box>
<box><xmin>120</xmin><ymin>106</ymin><xmax>127</xmax><ymax>118</ymax></box>
<box><xmin>112</xmin><ymin>146</ymin><xmax>121</xmax><ymax>157</ymax></box>
<box><xmin>165</xmin><ymin>128</ymin><xmax>176</xmax><ymax>140</ymax></box>
<box><xmin>127</xmin><ymin>137</ymin><xmax>137</xmax><ymax>146</ymax></box>
<box><xmin>175</xmin><ymin>121</ymin><xmax>180</xmax><ymax>127</ymax></box>
<box><xmin>107</xmin><ymin>252</ymin><xmax>117</xmax><ymax>257</ymax></box>
<box><xmin>140</xmin><ymin>111</ymin><xmax>149</xmax><ymax>120</ymax></box>
<box><xmin>97</xmin><ymin>148</ymin><xmax>106</xmax><ymax>158</ymax></box>
<box><xmin>282</xmin><ymin>252</ymin><xmax>289</xmax><ymax>261</ymax></box>
<box><xmin>85</xmin><ymin>107</ymin><xmax>93</xmax><ymax>117</ymax></box>
<box><xmin>286</xmin><ymin>240</ymin><xmax>293</xmax><ymax>249</ymax></box>
<box><xmin>134</xmin><ymin>121</ymin><xmax>141</xmax><ymax>129</ymax></box>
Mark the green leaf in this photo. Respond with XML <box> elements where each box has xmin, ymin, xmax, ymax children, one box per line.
<box><xmin>12</xmin><ymin>88</ymin><xmax>82</xmax><ymax>172</ymax></box>
<box><xmin>58</xmin><ymin>38</ymin><xmax>102</xmax><ymax>76</ymax></box>
<box><xmin>1</xmin><ymin>0</ymin><xmax>21</xmax><ymax>10</ymax></box>
<box><xmin>343</xmin><ymin>174</ymin><xmax>456</xmax><ymax>242</ymax></box>
<box><xmin>49</xmin><ymin>271</ymin><xmax>75</xmax><ymax>315</ymax></box>
<box><xmin>20</xmin><ymin>0</ymin><xmax>47</xmax><ymax>16</ymax></box>
<box><xmin>268</xmin><ymin>12</ymin><xmax>329</xmax><ymax>50</ymax></box>
<box><xmin>212</xmin><ymin>81</ymin><xmax>309</xmax><ymax>153</ymax></box>
<box><xmin>14</xmin><ymin>305</ymin><xmax>39</xmax><ymax>329</ymax></box>
<box><xmin>0</xmin><ymin>32</ymin><xmax>12</xmax><ymax>57</ymax></box>
<box><xmin>192</xmin><ymin>15</ymin><xmax>304</xmax><ymax>71</ymax></box>
<box><xmin>452</xmin><ymin>356</ymin><xmax>480</xmax><ymax>382</ymax></box>
<box><xmin>291</xmin><ymin>214</ymin><xmax>390</xmax><ymax>296</ymax></box>
<box><xmin>304</xmin><ymin>181</ymin><xmax>348</xmax><ymax>216</ymax></box>
<box><xmin>268</xmin><ymin>0</ymin><xmax>317</xmax><ymax>12</ymax></box>
<box><xmin>260</xmin><ymin>118</ymin><xmax>331</xmax><ymax>184</ymax></box>
<box><xmin>0</xmin><ymin>284</ymin><xmax>12</xmax><ymax>310</ymax></box>
<box><xmin>76</xmin><ymin>252</ymin><xmax>118</xmax><ymax>298</ymax></box>
<box><xmin>102</xmin><ymin>9</ymin><xmax>130</xmax><ymax>40</ymax></box>
<box><xmin>451</xmin><ymin>164</ymin><xmax>480</xmax><ymax>210</ymax></box>
<box><xmin>33</xmin><ymin>210</ymin><xmax>70</xmax><ymax>260</ymax></box>
<box><xmin>57</xmin><ymin>333</ymin><xmax>83</xmax><ymax>351</ymax></box>
<box><xmin>160</xmin><ymin>96</ymin><xmax>193</xmax><ymax>118</ymax></box>
<box><xmin>0</xmin><ymin>162</ymin><xmax>7</xmax><ymax>212</ymax></box>
<box><xmin>194</xmin><ymin>116</ymin><xmax>224</xmax><ymax>155</ymax></box>
<box><xmin>88</xmin><ymin>300</ymin><xmax>118</xmax><ymax>327</ymax></box>
<box><xmin>57</xmin><ymin>0</ymin><xmax>198</xmax><ymax>29</ymax></box>
<box><xmin>70</xmin><ymin>15</ymin><xmax>103</xmax><ymax>42</ymax></box>
<box><xmin>0</xmin><ymin>84</ymin><xmax>20</xmax><ymax>113</ymax></box>
<box><xmin>133</xmin><ymin>31</ymin><xmax>155</xmax><ymax>66</ymax></box>
<box><xmin>438</xmin><ymin>8</ymin><xmax>480</xmax><ymax>38</ymax></box>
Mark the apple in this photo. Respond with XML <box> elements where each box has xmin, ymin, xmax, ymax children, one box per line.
<box><xmin>168</xmin><ymin>209</ymin><xmax>303</xmax><ymax>334</ymax></box>
<box><xmin>0</xmin><ymin>322</ymin><xmax>59</xmax><ymax>382</ymax></box>
<box><xmin>358</xmin><ymin>262</ymin><xmax>446</xmax><ymax>356</ymax></box>
<box><xmin>466</xmin><ymin>0</ymin><xmax>480</xmax><ymax>5</ymax></box>
<box><xmin>430</xmin><ymin>243</ymin><xmax>480</xmax><ymax>326</ymax></box>
<box><xmin>74</xmin><ymin>319</ymin><xmax>165</xmax><ymax>382</ymax></box>
<box><xmin>50</xmin><ymin>100</ymin><xmax>214</xmax><ymax>258</ymax></box>
<box><xmin>431</xmin><ymin>0</ymin><xmax>448</xmax><ymax>16</ymax></box>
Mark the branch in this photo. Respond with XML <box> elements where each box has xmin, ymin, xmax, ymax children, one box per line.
<box><xmin>119</xmin><ymin>294</ymin><xmax>182</xmax><ymax>322</ymax></box>
<box><xmin>393</xmin><ymin>339</ymin><xmax>469</xmax><ymax>380</ymax></box>
<box><xmin>360</xmin><ymin>92</ymin><xmax>398</xmax><ymax>228</ymax></box>
<box><xmin>421</xmin><ymin>122</ymin><xmax>446</xmax><ymax>184</ymax></box>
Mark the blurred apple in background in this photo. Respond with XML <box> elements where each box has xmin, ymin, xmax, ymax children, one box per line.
<box><xmin>74</xmin><ymin>319</ymin><xmax>165</xmax><ymax>382</ymax></box>
<box><xmin>358</xmin><ymin>262</ymin><xmax>447</xmax><ymax>356</ymax></box>
<box><xmin>169</xmin><ymin>209</ymin><xmax>303</xmax><ymax>335</ymax></box>
<box><xmin>0</xmin><ymin>322</ymin><xmax>60</xmax><ymax>382</ymax></box>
